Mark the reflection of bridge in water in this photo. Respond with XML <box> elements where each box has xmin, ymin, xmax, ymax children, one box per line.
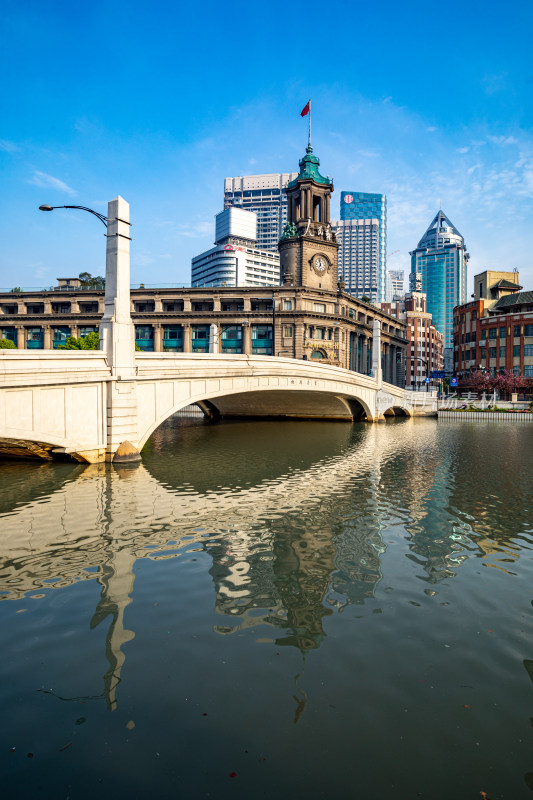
<box><xmin>1</xmin><ymin>418</ymin><xmax>506</xmax><ymax>710</ymax></box>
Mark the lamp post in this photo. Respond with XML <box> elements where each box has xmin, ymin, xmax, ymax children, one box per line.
<box><xmin>39</xmin><ymin>204</ymin><xmax>108</xmax><ymax>227</ymax></box>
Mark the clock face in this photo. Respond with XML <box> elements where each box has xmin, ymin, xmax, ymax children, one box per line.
<box><xmin>314</xmin><ymin>257</ymin><xmax>327</xmax><ymax>273</ymax></box>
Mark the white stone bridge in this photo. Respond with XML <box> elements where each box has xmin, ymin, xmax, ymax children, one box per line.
<box><xmin>0</xmin><ymin>197</ymin><xmax>436</xmax><ymax>463</ymax></box>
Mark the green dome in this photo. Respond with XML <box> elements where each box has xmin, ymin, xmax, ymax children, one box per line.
<box><xmin>287</xmin><ymin>146</ymin><xmax>333</xmax><ymax>188</ymax></box>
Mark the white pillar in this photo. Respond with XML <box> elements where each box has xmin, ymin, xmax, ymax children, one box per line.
<box><xmin>209</xmin><ymin>323</ymin><xmax>219</xmax><ymax>354</ymax></box>
<box><xmin>99</xmin><ymin>197</ymin><xmax>140</xmax><ymax>462</ymax></box>
<box><xmin>372</xmin><ymin>319</ymin><xmax>382</xmax><ymax>388</ymax></box>
<box><xmin>99</xmin><ymin>196</ymin><xmax>135</xmax><ymax>377</ymax></box>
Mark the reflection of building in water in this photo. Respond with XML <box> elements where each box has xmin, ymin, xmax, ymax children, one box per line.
<box><xmin>332</xmin><ymin>522</ymin><xmax>385</xmax><ymax>606</ymax></box>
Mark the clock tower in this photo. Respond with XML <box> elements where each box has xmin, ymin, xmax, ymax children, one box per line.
<box><xmin>278</xmin><ymin>144</ymin><xmax>339</xmax><ymax>291</ymax></box>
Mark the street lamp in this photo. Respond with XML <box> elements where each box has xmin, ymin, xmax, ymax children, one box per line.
<box><xmin>39</xmin><ymin>204</ymin><xmax>108</xmax><ymax>227</ymax></box>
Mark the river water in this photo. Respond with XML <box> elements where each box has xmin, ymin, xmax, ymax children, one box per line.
<box><xmin>1</xmin><ymin>416</ymin><xmax>533</xmax><ymax>799</ymax></box>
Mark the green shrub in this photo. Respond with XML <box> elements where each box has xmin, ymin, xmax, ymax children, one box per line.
<box><xmin>0</xmin><ymin>338</ymin><xmax>16</xmax><ymax>349</ymax></box>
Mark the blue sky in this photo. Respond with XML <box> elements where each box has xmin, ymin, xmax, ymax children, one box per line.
<box><xmin>1</xmin><ymin>0</ymin><xmax>532</xmax><ymax>293</ymax></box>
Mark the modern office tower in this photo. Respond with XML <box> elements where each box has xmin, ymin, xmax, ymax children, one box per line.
<box><xmin>224</xmin><ymin>172</ymin><xmax>298</xmax><ymax>251</ymax></box>
<box><xmin>333</xmin><ymin>191</ymin><xmax>387</xmax><ymax>302</ymax></box>
<box><xmin>409</xmin><ymin>210</ymin><xmax>468</xmax><ymax>349</ymax></box>
<box><xmin>332</xmin><ymin>218</ymin><xmax>380</xmax><ymax>302</ymax></box>
<box><xmin>385</xmin><ymin>269</ymin><xmax>404</xmax><ymax>302</ymax></box>
<box><xmin>191</xmin><ymin>207</ymin><xmax>280</xmax><ymax>288</ymax></box>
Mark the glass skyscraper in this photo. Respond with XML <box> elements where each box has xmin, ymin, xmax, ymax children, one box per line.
<box><xmin>336</xmin><ymin>191</ymin><xmax>387</xmax><ymax>302</ymax></box>
<box><xmin>409</xmin><ymin>210</ymin><xmax>468</xmax><ymax>349</ymax></box>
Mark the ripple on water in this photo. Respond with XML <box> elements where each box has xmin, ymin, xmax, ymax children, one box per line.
<box><xmin>1</xmin><ymin>420</ymin><xmax>533</xmax><ymax>799</ymax></box>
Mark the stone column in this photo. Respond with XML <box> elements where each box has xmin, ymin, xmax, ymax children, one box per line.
<box><xmin>154</xmin><ymin>298</ymin><xmax>163</xmax><ymax>313</ymax></box>
<box><xmin>70</xmin><ymin>300</ymin><xmax>80</xmax><ymax>313</ymax></box>
<box><xmin>361</xmin><ymin>337</ymin><xmax>368</xmax><ymax>374</ymax></box>
<box><xmin>243</xmin><ymin>323</ymin><xmax>252</xmax><ymax>355</ymax></box>
<box><xmin>71</xmin><ymin>325</ymin><xmax>79</xmax><ymax>339</ymax></box>
<box><xmin>100</xmin><ymin>196</ymin><xmax>135</xmax><ymax>376</ymax></box>
<box><xmin>98</xmin><ymin>298</ymin><xmax>105</xmax><ymax>314</ymax></box>
<box><xmin>154</xmin><ymin>323</ymin><xmax>163</xmax><ymax>352</ymax></box>
<box><xmin>43</xmin><ymin>299</ymin><xmax>52</xmax><ymax>315</ymax></box>
<box><xmin>209</xmin><ymin>323</ymin><xmax>219</xmax><ymax>354</ymax></box>
<box><xmin>99</xmin><ymin>197</ymin><xmax>141</xmax><ymax>464</ymax></box>
<box><xmin>183</xmin><ymin>324</ymin><xmax>192</xmax><ymax>353</ymax></box>
<box><xmin>213</xmin><ymin>296</ymin><xmax>221</xmax><ymax>312</ymax></box>
<box><xmin>16</xmin><ymin>325</ymin><xmax>25</xmax><ymax>349</ymax></box>
<box><xmin>43</xmin><ymin>325</ymin><xmax>52</xmax><ymax>350</ymax></box>
<box><xmin>183</xmin><ymin>298</ymin><xmax>192</xmax><ymax>313</ymax></box>
<box><xmin>372</xmin><ymin>320</ymin><xmax>382</xmax><ymax>387</ymax></box>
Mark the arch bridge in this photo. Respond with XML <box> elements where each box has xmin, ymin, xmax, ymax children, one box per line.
<box><xmin>0</xmin><ymin>350</ymin><xmax>435</xmax><ymax>462</ymax></box>
<box><xmin>0</xmin><ymin>196</ymin><xmax>436</xmax><ymax>463</ymax></box>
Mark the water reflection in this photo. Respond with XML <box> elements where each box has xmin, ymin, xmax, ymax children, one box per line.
<box><xmin>1</xmin><ymin>418</ymin><xmax>532</xmax><ymax>714</ymax></box>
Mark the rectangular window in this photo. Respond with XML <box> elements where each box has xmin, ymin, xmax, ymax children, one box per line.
<box><xmin>514</xmin><ymin>325</ymin><xmax>521</xmax><ymax>337</ymax></box>
<box><xmin>283</xmin><ymin>300</ymin><xmax>292</xmax><ymax>311</ymax></box>
<box><xmin>513</xmin><ymin>345</ymin><xmax>520</xmax><ymax>357</ymax></box>
<box><xmin>524</xmin><ymin>365</ymin><xmax>533</xmax><ymax>377</ymax></box>
<box><xmin>481</xmin><ymin>349</ymin><xmax>486</xmax><ymax>359</ymax></box>
<box><xmin>524</xmin><ymin>325</ymin><xmax>533</xmax><ymax>337</ymax></box>
<box><xmin>524</xmin><ymin>344</ymin><xmax>533</xmax><ymax>357</ymax></box>
<box><xmin>499</xmin><ymin>346</ymin><xmax>506</xmax><ymax>359</ymax></box>
<box><xmin>489</xmin><ymin>347</ymin><xmax>497</xmax><ymax>358</ymax></box>
<box><xmin>314</xmin><ymin>328</ymin><xmax>325</xmax><ymax>340</ymax></box>
<box><xmin>283</xmin><ymin>326</ymin><xmax>293</xmax><ymax>338</ymax></box>
<box><xmin>488</xmin><ymin>328</ymin><xmax>497</xmax><ymax>339</ymax></box>
<box><xmin>500</xmin><ymin>326</ymin><xmax>506</xmax><ymax>338</ymax></box>
<box><xmin>313</xmin><ymin>303</ymin><xmax>326</xmax><ymax>313</ymax></box>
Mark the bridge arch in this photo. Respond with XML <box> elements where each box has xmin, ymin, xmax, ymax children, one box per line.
<box><xmin>136</xmin><ymin>385</ymin><xmax>374</xmax><ymax>451</ymax></box>
<box><xmin>382</xmin><ymin>406</ymin><xmax>412</xmax><ymax>418</ymax></box>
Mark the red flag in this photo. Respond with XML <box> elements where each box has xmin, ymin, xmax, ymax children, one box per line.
<box><xmin>300</xmin><ymin>100</ymin><xmax>310</xmax><ymax>117</ymax></box>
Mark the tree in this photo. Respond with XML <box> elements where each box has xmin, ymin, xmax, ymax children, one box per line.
<box><xmin>469</xmin><ymin>369</ymin><xmax>491</xmax><ymax>395</ymax></box>
<box><xmin>0</xmin><ymin>338</ymin><xmax>16</xmax><ymax>348</ymax></box>
<box><xmin>492</xmin><ymin>369</ymin><xmax>522</xmax><ymax>400</ymax></box>
<box><xmin>79</xmin><ymin>271</ymin><xmax>105</xmax><ymax>289</ymax></box>
<box><xmin>58</xmin><ymin>331</ymin><xmax>100</xmax><ymax>350</ymax></box>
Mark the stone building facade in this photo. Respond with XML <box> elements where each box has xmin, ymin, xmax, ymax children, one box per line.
<box><xmin>0</xmin><ymin>145</ymin><xmax>407</xmax><ymax>386</ymax></box>
<box><xmin>0</xmin><ymin>282</ymin><xmax>406</xmax><ymax>385</ymax></box>
<box><xmin>453</xmin><ymin>270</ymin><xmax>533</xmax><ymax>385</ymax></box>
<box><xmin>381</xmin><ymin>292</ymin><xmax>443</xmax><ymax>389</ymax></box>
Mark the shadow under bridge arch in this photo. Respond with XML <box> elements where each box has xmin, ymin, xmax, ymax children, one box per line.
<box><xmin>137</xmin><ymin>387</ymin><xmax>372</xmax><ymax>450</ymax></box>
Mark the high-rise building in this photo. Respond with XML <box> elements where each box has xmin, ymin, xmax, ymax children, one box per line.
<box><xmin>191</xmin><ymin>207</ymin><xmax>280</xmax><ymax>288</ymax></box>
<box><xmin>224</xmin><ymin>172</ymin><xmax>298</xmax><ymax>252</ymax></box>
<box><xmin>332</xmin><ymin>191</ymin><xmax>387</xmax><ymax>302</ymax></box>
<box><xmin>332</xmin><ymin>218</ymin><xmax>380</xmax><ymax>303</ymax></box>
<box><xmin>409</xmin><ymin>210</ymin><xmax>468</xmax><ymax>349</ymax></box>
<box><xmin>385</xmin><ymin>269</ymin><xmax>404</xmax><ymax>302</ymax></box>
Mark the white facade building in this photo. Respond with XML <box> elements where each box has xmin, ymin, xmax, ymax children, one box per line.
<box><xmin>224</xmin><ymin>172</ymin><xmax>297</xmax><ymax>251</ymax></box>
<box><xmin>191</xmin><ymin>206</ymin><xmax>280</xmax><ymax>288</ymax></box>
<box><xmin>332</xmin><ymin>218</ymin><xmax>380</xmax><ymax>302</ymax></box>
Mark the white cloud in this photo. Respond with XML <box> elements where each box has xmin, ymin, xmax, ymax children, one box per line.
<box><xmin>426</xmin><ymin>126</ymin><xmax>437</xmax><ymax>133</ymax></box>
<box><xmin>487</xmin><ymin>135</ymin><xmax>518</xmax><ymax>146</ymax></box>
<box><xmin>457</xmin><ymin>147</ymin><xmax>469</xmax><ymax>154</ymax></box>
<box><xmin>28</xmin><ymin>170</ymin><xmax>76</xmax><ymax>196</ymax></box>
<box><xmin>0</xmin><ymin>139</ymin><xmax>20</xmax><ymax>153</ymax></box>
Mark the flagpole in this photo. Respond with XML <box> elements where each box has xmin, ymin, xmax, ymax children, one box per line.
<box><xmin>308</xmin><ymin>100</ymin><xmax>311</xmax><ymax>148</ymax></box>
